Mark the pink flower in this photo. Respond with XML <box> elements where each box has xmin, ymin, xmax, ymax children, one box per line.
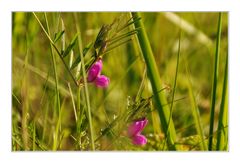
<box><xmin>87</xmin><ymin>59</ymin><xmax>110</xmax><ymax>88</ymax></box>
<box><xmin>132</xmin><ymin>134</ymin><xmax>147</xmax><ymax>146</ymax></box>
<box><xmin>128</xmin><ymin>118</ymin><xmax>148</xmax><ymax>146</ymax></box>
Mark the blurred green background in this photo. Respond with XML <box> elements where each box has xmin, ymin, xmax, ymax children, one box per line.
<box><xmin>12</xmin><ymin>12</ymin><xmax>228</xmax><ymax>151</ymax></box>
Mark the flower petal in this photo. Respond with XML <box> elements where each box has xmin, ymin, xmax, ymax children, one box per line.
<box><xmin>87</xmin><ymin>60</ymin><xmax>102</xmax><ymax>82</ymax></box>
<box><xmin>132</xmin><ymin>134</ymin><xmax>147</xmax><ymax>146</ymax></box>
<box><xmin>128</xmin><ymin>118</ymin><xmax>148</xmax><ymax>137</ymax></box>
<box><xmin>95</xmin><ymin>75</ymin><xmax>110</xmax><ymax>88</ymax></box>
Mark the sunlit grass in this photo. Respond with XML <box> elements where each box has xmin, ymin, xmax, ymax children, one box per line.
<box><xmin>12</xmin><ymin>12</ymin><xmax>228</xmax><ymax>151</ymax></box>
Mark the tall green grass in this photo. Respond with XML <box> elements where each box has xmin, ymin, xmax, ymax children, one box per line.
<box><xmin>185</xmin><ymin>61</ymin><xmax>207</xmax><ymax>150</ymax></box>
<box><xmin>131</xmin><ymin>12</ymin><xmax>177</xmax><ymax>150</ymax></box>
<box><xmin>208</xmin><ymin>12</ymin><xmax>222</xmax><ymax>151</ymax></box>
<box><xmin>216</xmin><ymin>53</ymin><xmax>228</xmax><ymax>150</ymax></box>
<box><xmin>43</xmin><ymin>13</ymin><xmax>62</xmax><ymax>150</ymax></box>
<box><xmin>33</xmin><ymin>12</ymin><xmax>96</xmax><ymax>150</ymax></box>
<box><xmin>74</xmin><ymin>13</ymin><xmax>95</xmax><ymax>150</ymax></box>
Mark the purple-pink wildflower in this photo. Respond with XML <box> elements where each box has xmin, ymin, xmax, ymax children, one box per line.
<box><xmin>87</xmin><ymin>59</ymin><xmax>110</xmax><ymax>88</ymax></box>
<box><xmin>128</xmin><ymin>117</ymin><xmax>148</xmax><ymax>146</ymax></box>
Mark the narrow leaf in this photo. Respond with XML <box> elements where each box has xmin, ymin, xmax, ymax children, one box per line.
<box><xmin>62</xmin><ymin>34</ymin><xmax>78</xmax><ymax>57</ymax></box>
<box><xmin>216</xmin><ymin>53</ymin><xmax>228</xmax><ymax>150</ymax></box>
<box><xmin>53</xmin><ymin>30</ymin><xmax>65</xmax><ymax>43</ymax></box>
<box><xmin>208</xmin><ymin>12</ymin><xmax>222</xmax><ymax>150</ymax></box>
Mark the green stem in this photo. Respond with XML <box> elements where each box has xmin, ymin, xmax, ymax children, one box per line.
<box><xmin>162</xmin><ymin>31</ymin><xmax>181</xmax><ymax>150</ymax></box>
<box><xmin>131</xmin><ymin>12</ymin><xmax>177</xmax><ymax>150</ymax></box>
<box><xmin>75</xmin><ymin>14</ymin><xmax>95</xmax><ymax>150</ymax></box>
<box><xmin>44</xmin><ymin>13</ymin><xmax>61</xmax><ymax>150</ymax></box>
<box><xmin>185</xmin><ymin>62</ymin><xmax>207</xmax><ymax>150</ymax></box>
<box><xmin>73</xmin><ymin>13</ymin><xmax>84</xmax><ymax>149</ymax></box>
<box><xmin>216</xmin><ymin>53</ymin><xmax>228</xmax><ymax>150</ymax></box>
<box><xmin>208</xmin><ymin>12</ymin><xmax>222</xmax><ymax>151</ymax></box>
